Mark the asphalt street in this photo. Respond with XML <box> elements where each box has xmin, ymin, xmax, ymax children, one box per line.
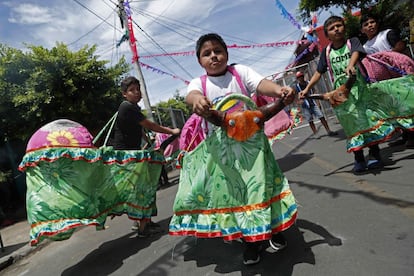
<box><xmin>1</xmin><ymin>117</ymin><xmax>413</xmax><ymax>276</ymax></box>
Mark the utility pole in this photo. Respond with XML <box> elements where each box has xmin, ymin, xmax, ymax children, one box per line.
<box><xmin>118</xmin><ymin>0</ymin><xmax>154</xmax><ymax>121</ymax></box>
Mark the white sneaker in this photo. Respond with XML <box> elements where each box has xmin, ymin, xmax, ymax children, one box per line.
<box><xmin>131</xmin><ymin>221</ymin><xmax>139</xmax><ymax>231</ymax></box>
<box><xmin>269</xmin><ymin>234</ymin><xmax>287</xmax><ymax>252</ymax></box>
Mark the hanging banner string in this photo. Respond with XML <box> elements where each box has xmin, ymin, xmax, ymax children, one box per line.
<box><xmin>274</xmin><ymin>0</ymin><xmax>320</xmax><ymax>70</ymax></box>
<box><xmin>274</xmin><ymin>0</ymin><xmax>301</xmax><ymax>30</ymax></box>
<box><xmin>275</xmin><ymin>0</ymin><xmax>317</xmax><ymax>42</ymax></box>
<box><xmin>136</xmin><ymin>39</ymin><xmax>310</xmax><ymax>59</ymax></box>
<box><xmin>133</xmin><ymin>41</ymin><xmax>315</xmax><ymax>82</ymax></box>
<box><xmin>139</xmin><ymin>61</ymin><xmax>190</xmax><ymax>85</ymax></box>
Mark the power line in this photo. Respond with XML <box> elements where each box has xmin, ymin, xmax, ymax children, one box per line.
<box><xmin>101</xmin><ymin>0</ymin><xmax>123</xmax><ymax>66</ymax></box>
<box><xmin>68</xmin><ymin>12</ymin><xmax>114</xmax><ymax>46</ymax></box>
<box><xmin>72</xmin><ymin>0</ymin><xmax>122</xmax><ymax>33</ymax></box>
<box><xmin>131</xmin><ymin>19</ymin><xmax>194</xmax><ymax>79</ymax></box>
<box><xmin>131</xmin><ymin>6</ymin><xmax>300</xmax><ymax>72</ymax></box>
<box><xmin>105</xmin><ymin>0</ymin><xmax>191</xmax><ymax>83</ymax></box>
<box><xmin>133</xmin><ymin>8</ymin><xmax>198</xmax><ymax>41</ymax></box>
<box><xmin>134</xmin><ymin>8</ymin><xmax>256</xmax><ymax>45</ymax></box>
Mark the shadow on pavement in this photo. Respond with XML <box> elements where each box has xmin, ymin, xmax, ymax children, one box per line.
<box><xmin>294</xmin><ymin>180</ymin><xmax>414</xmax><ymax>209</ymax></box>
<box><xmin>277</xmin><ymin>153</ymin><xmax>315</xmax><ymax>172</ymax></box>
<box><xmin>61</xmin><ymin>217</ymin><xmax>171</xmax><ymax>276</ymax></box>
<box><xmin>0</xmin><ymin>241</ymin><xmax>27</xmax><ymax>259</ymax></box>
<box><xmin>137</xmin><ymin>219</ymin><xmax>342</xmax><ymax>276</ymax></box>
<box><xmin>322</xmin><ymin>143</ymin><xmax>414</xmax><ymax>177</ymax></box>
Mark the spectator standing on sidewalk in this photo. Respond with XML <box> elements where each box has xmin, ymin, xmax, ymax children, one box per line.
<box><xmin>293</xmin><ymin>71</ymin><xmax>338</xmax><ymax>137</ymax></box>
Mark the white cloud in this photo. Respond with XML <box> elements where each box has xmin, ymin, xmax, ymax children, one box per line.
<box><xmin>2</xmin><ymin>0</ymin><xmax>331</xmax><ymax>104</ymax></box>
<box><xmin>8</xmin><ymin>3</ymin><xmax>54</xmax><ymax>24</ymax></box>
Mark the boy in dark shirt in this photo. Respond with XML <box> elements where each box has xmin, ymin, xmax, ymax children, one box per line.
<box><xmin>112</xmin><ymin>76</ymin><xmax>180</xmax><ymax>150</ymax></box>
<box><xmin>111</xmin><ymin>76</ymin><xmax>180</xmax><ymax>235</ymax></box>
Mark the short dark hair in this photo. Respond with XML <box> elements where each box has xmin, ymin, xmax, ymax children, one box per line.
<box><xmin>360</xmin><ymin>12</ymin><xmax>379</xmax><ymax>27</ymax></box>
<box><xmin>196</xmin><ymin>33</ymin><xmax>228</xmax><ymax>58</ymax></box>
<box><xmin>323</xmin><ymin>16</ymin><xmax>344</xmax><ymax>37</ymax></box>
<box><xmin>120</xmin><ymin>76</ymin><xmax>140</xmax><ymax>92</ymax></box>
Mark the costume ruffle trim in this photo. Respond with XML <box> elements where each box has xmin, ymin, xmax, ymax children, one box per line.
<box><xmin>19</xmin><ymin>146</ymin><xmax>165</xmax><ymax>171</ymax></box>
<box><xmin>169</xmin><ymin>191</ymin><xmax>297</xmax><ymax>241</ymax></box>
<box><xmin>169</xmin><ymin>205</ymin><xmax>297</xmax><ymax>242</ymax></box>
<box><xmin>346</xmin><ymin>118</ymin><xmax>414</xmax><ymax>152</ymax></box>
<box><xmin>29</xmin><ymin>203</ymin><xmax>155</xmax><ymax>246</ymax></box>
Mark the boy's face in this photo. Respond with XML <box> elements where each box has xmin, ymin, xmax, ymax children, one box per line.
<box><xmin>361</xmin><ymin>18</ymin><xmax>379</xmax><ymax>40</ymax></box>
<box><xmin>326</xmin><ymin>21</ymin><xmax>346</xmax><ymax>42</ymax></box>
<box><xmin>122</xmin><ymin>83</ymin><xmax>142</xmax><ymax>104</ymax></box>
<box><xmin>198</xmin><ymin>39</ymin><xmax>228</xmax><ymax>76</ymax></box>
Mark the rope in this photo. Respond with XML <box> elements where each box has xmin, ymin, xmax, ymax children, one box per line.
<box><xmin>92</xmin><ymin>112</ymin><xmax>118</xmax><ymax>146</ymax></box>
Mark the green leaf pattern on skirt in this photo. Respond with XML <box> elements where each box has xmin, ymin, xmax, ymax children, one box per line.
<box><xmin>21</xmin><ymin>147</ymin><xmax>163</xmax><ymax>246</ymax></box>
<box><xmin>333</xmin><ymin>74</ymin><xmax>414</xmax><ymax>151</ymax></box>
<box><xmin>170</xmin><ymin>128</ymin><xmax>297</xmax><ymax>241</ymax></box>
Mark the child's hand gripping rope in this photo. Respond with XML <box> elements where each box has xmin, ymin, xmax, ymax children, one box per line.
<box><xmin>307</xmin><ymin>74</ymin><xmax>356</xmax><ymax>107</ymax></box>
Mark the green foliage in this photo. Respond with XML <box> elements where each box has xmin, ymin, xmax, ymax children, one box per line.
<box><xmin>0</xmin><ymin>170</ymin><xmax>11</xmax><ymax>184</ymax></box>
<box><xmin>343</xmin><ymin>11</ymin><xmax>362</xmax><ymax>39</ymax></box>
<box><xmin>298</xmin><ymin>0</ymin><xmax>366</xmax><ymax>23</ymax></box>
<box><xmin>0</xmin><ymin>43</ymin><xmax>130</xmax><ymax>141</ymax></box>
<box><xmin>298</xmin><ymin>0</ymin><xmax>412</xmax><ymax>44</ymax></box>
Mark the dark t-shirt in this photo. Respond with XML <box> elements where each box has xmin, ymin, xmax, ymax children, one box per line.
<box><xmin>111</xmin><ymin>101</ymin><xmax>145</xmax><ymax>150</ymax></box>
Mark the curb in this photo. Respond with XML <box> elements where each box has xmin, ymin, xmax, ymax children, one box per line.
<box><xmin>0</xmin><ymin>240</ymin><xmax>50</xmax><ymax>272</ymax></box>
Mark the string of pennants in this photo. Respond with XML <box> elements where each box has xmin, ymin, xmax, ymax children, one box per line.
<box><xmin>138</xmin><ymin>39</ymin><xmax>312</xmax><ymax>59</ymax></box>
<box><xmin>119</xmin><ymin>0</ymin><xmax>320</xmax><ymax>85</ymax></box>
<box><xmin>139</xmin><ymin>62</ymin><xmax>190</xmax><ymax>85</ymax></box>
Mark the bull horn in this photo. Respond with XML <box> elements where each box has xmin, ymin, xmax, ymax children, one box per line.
<box><xmin>205</xmin><ymin>109</ymin><xmax>226</xmax><ymax>126</ymax></box>
<box><xmin>344</xmin><ymin>73</ymin><xmax>357</xmax><ymax>90</ymax></box>
<box><xmin>258</xmin><ymin>99</ymin><xmax>286</xmax><ymax>122</ymax></box>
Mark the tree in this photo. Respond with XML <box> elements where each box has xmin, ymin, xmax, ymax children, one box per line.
<box><xmin>298</xmin><ymin>0</ymin><xmax>365</xmax><ymax>23</ymax></box>
<box><xmin>0</xmin><ymin>43</ymin><xmax>130</xmax><ymax>142</ymax></box>
<box><xmin>298</xmin><ymin>0</ymin><xmax>412</xmax><ymax>31</ymax></box>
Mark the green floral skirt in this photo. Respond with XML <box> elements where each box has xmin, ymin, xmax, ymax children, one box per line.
<box><xmin>334</xmin><ymin>74</ymin><xmax>414</xmax><ymax>152</ymax></box>
<box><xmin>169</xmin><ymin>128</ymin><xmax>297</xmax><ymax>242</ymax></box>
<box><xmin>19</xmin><ymin>147</ymin><xmax>163</xmax><ymax>246</ymax></box>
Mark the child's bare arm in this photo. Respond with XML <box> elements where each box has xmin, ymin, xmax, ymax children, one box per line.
<box><xmin>345</xmin><ymin>51</ymin><xmax>359</xmax><ymax>75</ymax></box>
<box><xmin>299</xmin><ymin>72</ymin><xmax>321</xmax><ymax>99</ymax></box>
<box><xmin>186</xmin><ymin>90</ymin><xmax>212</xmax><ymax>117</ymax></box>
<box><xmin>140</xmin><ymin>120</ymin><xmax>180</xmax><ymax>135</ymax></box>
<box><xmin>256</xmin><ymin>79</ymin><xmax>295</xmax><ymax>105</ymax></box>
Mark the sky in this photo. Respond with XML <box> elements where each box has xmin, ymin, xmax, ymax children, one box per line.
<box><xmin>0</xmin><ymin>0</ymin><xmax>343</xmax><ymax>108</ymax></box>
